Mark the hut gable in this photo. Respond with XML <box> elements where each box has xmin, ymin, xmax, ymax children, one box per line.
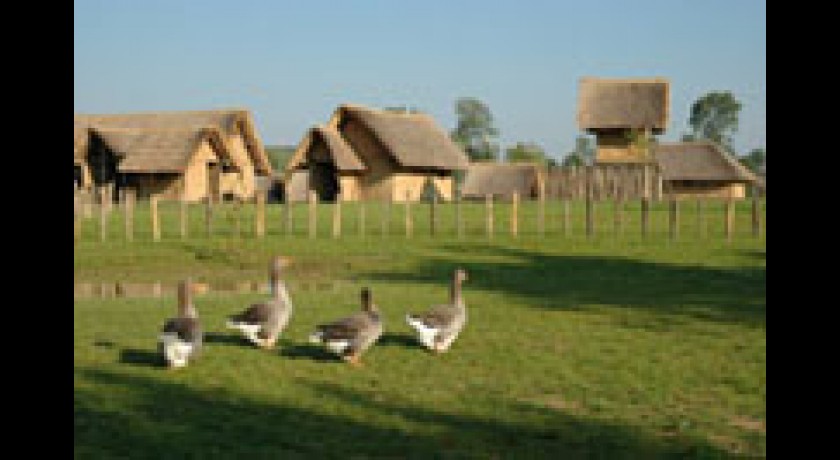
<box><xmin>288</xmin><ymin>125</ymin><xmax>366</xmax><ymax>173</ymax></box>
<box><xmin>332</xmin><ymin>104</ymin><xmax>470</xmax><ymax>171</ymax></box>
<box><xmin>654</xmin><ymin>141</ymin><xmax>758</xmax><ymax>183</ymax></box>
<box><xmin>461</xmin><ymin>163</ymin><xmax>542</xmax><ymax>199</ymax></box>
<box><xmin>74</xmin><ymin>109</ymin><xmax>272</xmax><ymax>175</ymax></box>
<box><xmin>578</xmin><ymin>77</ymin><xmax>670</xmax><ymax>134</ymax></box>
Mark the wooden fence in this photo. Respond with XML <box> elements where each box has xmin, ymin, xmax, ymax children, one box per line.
<box><xmin>74</xmin><ymin>186</ymin><xmax>766</xmax><ymax>244</ymax></box>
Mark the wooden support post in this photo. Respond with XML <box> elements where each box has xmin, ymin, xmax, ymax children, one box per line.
<box><xmin>641</xmin><ymin>197</ymin><xmax>650</xmax><ymax>239</ymax></box>
<box><xmin>669</xmin><ymin>197</ymin><xmax>679</xmax><ymax>240</ymax></box>
<box><xmin>151</xmin><ymin>195</ymin><xmax>160</xmax><ymax>242</ymax></box>
<box><xmin>99</xmin><ymin>188</ymin><xmax>107</xmax><ymax>242</ymax></box>
<box><xmin>563</xmin><ymin>198</ymin><xmax>570</xmax><ymax>237</ymax></box>
<box><xmin>405</xmin><ymin>192</ymin><xmax>413</xmax><ymax>238</ymax></box>
<box><xmin>332</xmin><ymin>193</ymin><xmax>342</xmax><ymax>239</ymax></box>
<box><xmin>308</xmin><ymin>191</ymin><xmax>317</xmax><ymax>239</ymax></box>
<box><xmin>537</xmin><ymin>183</ymin><xmax>545</xmax><ymax>237</ymax></box>
<box><xmin>256</xmin><ymin>192</ymin><xmax>266</xmax><ymax>238</ymax></box>
<box><xmin>359</xmin><ymin>200</ymin><xmax>366</xmax><ymax>238</ymax></box>
<box><xmin>284</xmin><ymin>199</ymin><xmax>293</xmax><ymax>235</ymax></box>
<box><xmin>180</xmin><ymin>199</ymin><xmax>188</xmax><ymax>239</ymax></box>
<box><xmin>125</xmin><ymin>189</ymin><xmax>134</xmax><ymax>242</ymax></box>
<box><xmin>74</xmin><ymin>192</ymin><xmax>82</xmax><ymax>243</ymax></box>
<box><xmin>456</xmin><ymin>191</ymin><xmax>463</xmax><ymax>239</ymax></box>
<box><xmin>485</xmin><ymin>194</ymin><xmax>494</xmax><ymax>239</ymax></box>
<box><xmin>511</xmin><ymin>191</ymin><xmax>519</xmax><ymax>237</ymax></box>
<box><xmin>725</xmin><ymin>198</ymin><xmax>734</xmax><ymax>242</ymax></box>
<box><xmin>430</xmin><ymin>193</ymin><xmax>437</xmax><ymax>237</ymax></box>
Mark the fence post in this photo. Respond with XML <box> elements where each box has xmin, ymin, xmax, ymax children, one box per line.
<box><xmin>256</xmin><ymin>191</ymin><xmax>265</xmax><ymax>239</ymax></box>
<box><xmin>359</xmin><ymin>199</ymin><xmax>366</xmax><ymax>238</ymax></box>
<box><xmin>430</xmin><ymin>192</ymin><xmax>437</xmax><ymax>237</ymax></box>
<box><xmin>284</xmin><ymin>198</ymin><xmax>293</xmax><ymax>236</ymax></box>
<box><xmin>725</xmin><ymin>198</ymin><xmax>734</xmax><ymax>242</ymax></box>
<box><xmin>99</xmin><ymin>187</ymin><xmax>108</xmax><ymax>242</ymax></box>
<box><xmin>125</xmin><ymin>189</ymin><xmax>134</xmax><ymax>242</ymax></box>
<box><xmin>669</xmin><ymin>196</ymin><xmax>679</xmax><ymax>241</ymax></box>
<box><xmin>180</xmin><ymin>198</ymin><xmax>188</xmax><ymax>240</ymax></box>
<box><xmin>641</xmin><ymin>197</ymin><xmax>650</xmax><ymax>239</ymax></box>
<box><xmin>485</xmin><ymin>194</ymin><xmax>494</xmax><ymax>239</ymax></box>
<box><xmin>585</xmin><ymin>166</ymin><xmax>594</xmax><ymax>238</ymax></box>
<box><xmin>332</xmin><ymin>193</ymin><xmax>342</xmax><ymax>239</ymax></box>
<box><xmin>751</xmin><ymin>193</ymin><xmax>760</xmax><ymax>238</ymax></box>
<box><xmin>405</xmin><ymin>191</ymin><xmax>413</xmax><ymax>238</ymax></box>
<box><xmin>74</xmin><ymin>191</ymin><xmax>82</xmax><ymax>243</ymax></box>
<box><xmin>308</xmin><ymin>190</ymin><xmax>317</xmax><ymax>239</ymax></box>
<box><xmin>151</xmin><ymin>195</ymin><xmax>160</xmax><ymax>242</ymax></box>
<box><xmin>511</xmin><ymin>191</ymin><xmax>519</xmax><ymax>238</ymax></box>
<box><xmin>563</xmin><ymin>197</ymin><xmax>570</xmax><ymax>237</ymax></box>
<box><xmin>456</xmin><ymin>190</ymin><xmax>463</xmax><ymax>239</ymax></box>
<box><xmin>537</xmin><ymin>182</ymin><xmax>545</xmax><ymax>237</ymax></box>
<box><xmin>205</xmin><ymin>196</ymin><xmax>213</xmax><ymax>238</ymax></box>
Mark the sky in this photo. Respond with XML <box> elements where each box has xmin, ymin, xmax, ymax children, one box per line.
<box><xmin>74</xmin><ymin>0</ymin><xmax>766</xmax><ymax>161</ymax></box>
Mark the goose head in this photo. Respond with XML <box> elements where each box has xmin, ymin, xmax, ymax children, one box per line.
<box><xmin>454</xmin><ymin>268</ymin><xmax>468</xmax><ymax>284</ymax></box>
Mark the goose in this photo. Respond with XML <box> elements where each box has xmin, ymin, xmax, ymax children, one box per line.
<box><xmin>158</xmin><ymin>278</ymin><xmax>203</xmax><ymax>368</ymax></box>
<box><xmin>226</xmin><ymin>256</ymin><xmax>293</xmax><ymax>349</ymax></box>
<box><xmin>308</xmin><ymin>287</ymin><xmax>383</xmax><ymax>366</ymax></box>
<box><xmin>406</xmin><ymin>268</ymin><xmax>468</xmax><ymax>353</ymax></box>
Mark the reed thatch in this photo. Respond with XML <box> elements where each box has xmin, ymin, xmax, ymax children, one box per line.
<box><xmin>654</xmin><ymin>141</ymin><xmax>759</xmax><ymax>183</ymax></box>
<box><xmin>461</xmin><ymin>162</ymin><xmax>542</xmax><ymax>199</ymax></box>
<box><xmin>578</xmin><ymin>77</ymin><xmax>669</xmax><ymax>133</ymax></box>
<box><xmin>331</xmin><ymin>104</ymin><xmax>470</xmax><ymax>170</ymax></box>
<box><xmin>288</xmin><ymin>125</ymin><xmax>366</xmax><ymax>172</ymax></box>
<box><xmin>74</xmin><ymin>109</ymin><xmax>272</xmax><ymax>174</ymax></box>
<box><xmin>93</xmin><ymin>128</ymin><xmax>230</xmax><ymax>173</ymax></box>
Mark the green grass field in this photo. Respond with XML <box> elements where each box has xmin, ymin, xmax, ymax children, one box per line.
<box><xmin>74</xmin><ymin>204</ymin><xmax>766</xmax><ymax>458</ymax></box>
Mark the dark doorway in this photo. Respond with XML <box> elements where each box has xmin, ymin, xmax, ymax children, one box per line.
<box><xmin>310</xmin><ymin>161</ymin><xmax>340</xmax><ymax>202</ymax></box>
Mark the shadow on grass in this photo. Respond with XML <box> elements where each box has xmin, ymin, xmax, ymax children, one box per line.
<box><xmin>278</xmin><ymin>343</ymin><xmax>339</xmax><ymax>363</ymax></box>
<box><xmin>118</xmin><ymin>348</ymin><xmax>161</xmax><ymax>368</ymax></box>
<box><xmin>75</xmin><ymin>368</ymin><xmax>734</xmax><ymax>458</ymax></box>
<box><xmin>204</xmin><ymin>332</ymin><xmax>251</xmax><ymax>347</ymax></box>
<box><xmin>362</xmin><ymin>244</ymin><xmax>766</xmax><ymax>328</ymax></box>
<box><xmin>377</xmin><ymin>332</ymin><xmax>424</xmax><ymax>350</ymax></box>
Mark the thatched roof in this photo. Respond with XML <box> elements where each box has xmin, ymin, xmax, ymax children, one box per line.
<box><xmin>74</xmin><ymin>109</ymin><xmax>272</xmax><ymax>174</ymax></box>
<box><xmin>332</xmin><ymin>104</ymin><xmax>470</xmax><ymax>170</ymax></box>
<box><xmin>288</xmin><ymin>125</ymin><xmax>366</xmax><ymax>172</ymax></box>
<box><xmin>461</xmin><ymin>162</ymin><xmax>542</xmax><ymax>198</ymax></box>
<box><xmin>93</xmin><ymin>128</ymin><xmax>230</xmax><ymax>173</ymax></box>
<box><xmin>578</xmin><ymin>77</ymin><xmax>669</xmax><ymax>134</ymax></box>
<box><xmin>654</xmin><ymin>141</ymin><xmax>759</xmax><ymax>183</ymax></box>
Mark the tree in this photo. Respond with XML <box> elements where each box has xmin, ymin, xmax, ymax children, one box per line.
<box><xmin>688</xmin><ymin>91</ymin><xmax>742</xmax><ymax>152</ymax></box>
<box><xmin>450</xmin><ymin>97</ymin><xmax>500</xmax><ymax>161</ymax></box>
<box><xmin>506</xmin><ymin>142</ymin><xmax>547</xmax><ymax>164</ymax></box>
<box><xmin>739</xmin><ymin>147</ymin><xmax>765</xmax><ymax>173</ymax></box>
<box><xmin>561</xmin><ymin>135</ymin><xmax>595</xmax><ymax>166</ymax></box>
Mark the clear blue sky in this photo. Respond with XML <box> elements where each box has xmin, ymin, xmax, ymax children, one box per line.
<box><xmin>74</xmin><ymin>0</ymin><xmax>766</xmax><ymax>160</ymax></box>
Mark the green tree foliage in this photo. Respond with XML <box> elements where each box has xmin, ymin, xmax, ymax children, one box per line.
<box><xmin>739</xmin><ymin>147</ymin><xmax>765</xmax><ymax>173</ymax></box>
<box><xmin>506</xmin><ymin>142</ymin><xmax>546</xmax><ymax>163</ymax></box>
<box><xmin>451</xmin><ymin>97</ymin><xmax>500</xmax><ymax>161</ymax></box>
<box><xmin>688</xmin><ymin>91</ymin><xmax>742</xmax><ymax>152</ymax></box>
<box><xmin>562</xmin><ymin>135</ymin><xmax>595</xmax><ymax>167</ymax></box>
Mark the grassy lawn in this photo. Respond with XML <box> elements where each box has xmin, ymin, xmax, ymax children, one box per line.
<box><xmin>74</xmin><ymin>205</ymin><xmax>766</xmax><ymax>458</ymax></box>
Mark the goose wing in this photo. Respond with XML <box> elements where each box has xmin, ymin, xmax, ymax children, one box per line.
<box><xmin>410</xmin><ymin>304</ymin><xmax>458</xmax><ymax>329</ymax></box>
<box><xmin>316</xmin><ymin>312</ymin><xmax>371</xmax><ymax>341</ymax></box>
<box><xmin>162</xmin><ymin>317</ymin><xmax>202</xmax><ymax>343</ymax></box>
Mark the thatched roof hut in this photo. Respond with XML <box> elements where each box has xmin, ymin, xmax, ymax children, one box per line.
<box><xmin>286</xmin><ymin>104</ymin><xmax>469</xmax><ymax>202</ymax></box>
<box><xmin>92</xmin><ymin>128</ymin><xmax>231</xmax><ymax>173</ymax></box>
<box><xmin>461</xmin><ymin>162</ymin><xmax>543</xmax><ymax>200</ymax></box>
<box><xmin>578</xmin><ymin>77</ymin><xmax>670</xmax><ymax>134</ymax></box>
<box><xmin>653</xmin><ymin>141</ymin><xmax>761</xmax><ymax>199</ymax></box>
<box><xmin>75</xmin><ymin>109</ymin><xmax>272</xmax><ymax>175</ymax></box>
